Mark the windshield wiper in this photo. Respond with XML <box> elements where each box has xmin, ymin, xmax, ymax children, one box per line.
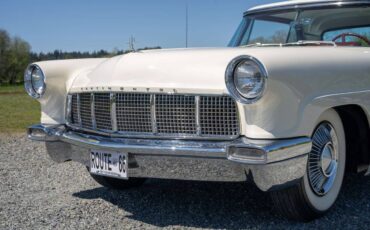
<box><xmin>284</xmin><ymin>41</ymin><xmax>337</xmax><ymax>47</ymax></box>
<box><xmin>241</xmin><ymin>43</ymin><xmax>283</xmax><ymax>47</ymax></box>
<box><xmin>241</xmin><ymin>40</ymin><xmax>337</xmax><ymax>48</ymax></box>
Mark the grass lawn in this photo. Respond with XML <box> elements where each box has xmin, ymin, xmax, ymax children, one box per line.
<box><xmin>0</xmin><ymin>85</ymin><xmax>40</xmax><ymax>133</ymax></box>
<box><xmin>0</xmin><ymin>84</ymin><xmax>25</xmax><ymax>94</ymax></box>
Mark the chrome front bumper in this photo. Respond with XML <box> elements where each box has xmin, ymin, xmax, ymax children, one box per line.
<box><xmin>28</xmin><ymin>124</ymin><xmax>312</xmax><ymax>191</ymax></box>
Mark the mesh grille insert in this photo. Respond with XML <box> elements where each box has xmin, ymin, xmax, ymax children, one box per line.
<box><xmin>94</xmin><ymin>93</ymin><xmax>112</xmax><ymax>130</ymax></box>
<box><xmin>116</xmin><ymin>93</ymin><xmax>152</xmax><ymax>133</ymax></box>
<box><xmin>156</xmin><ymin>95</ymin><xmax>197</xmax><ymax>135</ymax></box>
<box><xmin>199</xmin><ymin>96</ymin><xmax>239</xmax><ymax>136</ymax></box>
<box><xmin>79</xmin><ymin>93</ymin><xmax>92</xmax><ymax>129</ymax></box>
<box><xmin>71</xmin><ymin>94</ymin><xmax>79</xmax><ymax>125</ymax></box>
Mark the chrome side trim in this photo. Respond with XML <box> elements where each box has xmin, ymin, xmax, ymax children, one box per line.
<box><xmin>77</xmin><ymin>94</ymin><xmax>82</xmax><ymax>126</ymax></box>
<box><xmin>195</xmin><ymin>96</ymin><xmax>201</xmax><ymax>135</ymax></box>
<box><xmin>110</xmin><ymin>93</ymin><xmax>117</xmax><ymax>132</ymax></box>
<box><xmin>244</xmin><ymin>1</ymin><xmax>370</xmax><ymax>16</ymax></box>
<box><xmin>150</xmin><ymin>94</ymin><xmax>158</xmax><ymax>134</ymax></box>
<box><xmin>91</xmin><ymin>93</ymin><xmax>96</xmax><ymax>130</ymax></box>
<box><xmin>314</xmin><ymin>89</ymin><xmax>370</xmax><ymax>100</ymax></box>
<box><xmin>67</xmin><ymin>124</ymin><xmax>239</xmax><ymax>141</ymax></box>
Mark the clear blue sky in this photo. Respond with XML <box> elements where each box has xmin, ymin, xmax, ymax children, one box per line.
<box><xmin>0</xmin><ymin>0</ymin><xmax>278</xmax><ymax>53</ymax></box>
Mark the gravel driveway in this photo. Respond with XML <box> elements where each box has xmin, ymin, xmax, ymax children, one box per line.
<box><xmin>1</xmin><ymin>134</ymin><xmax>369</xmax><ymax>229</ymax></box>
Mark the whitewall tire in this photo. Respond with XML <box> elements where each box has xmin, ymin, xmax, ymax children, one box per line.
<box><xmin>270</xmin><ymin>109</ymin><xmax>346</xmax><ymax>221</ymax></box>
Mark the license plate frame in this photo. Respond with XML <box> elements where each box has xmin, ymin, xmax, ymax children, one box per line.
<box><xmin>90</xmin><ymin>150</ymin><xmax>128</xmax><ymax>179</ymax></box>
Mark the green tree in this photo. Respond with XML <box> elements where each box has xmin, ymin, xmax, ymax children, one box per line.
<box><xmin>0</xmin><ymin>28</ymin><xmax>163</xmax><ymax>84</ymax></box>
<box><xmin>5</xmin><ymin>37</ymin><xmax>31</xmax><ymax>84</ymax></box>
<box><xmin>0</xmin><ymin>29</ymin><xmax>11</xmax><ymax>84</ymax></box>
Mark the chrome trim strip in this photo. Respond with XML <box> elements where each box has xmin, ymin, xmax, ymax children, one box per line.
<box><xmin>67</xmin><ymin>124</ymin><xmax>239</xmax><ymax>141</ymax></box>
<box><xmin>150</xmin><ymin>94</ymin><xmax>158</xmax><ymax>134</ymax></box>
<box><xmin>63</xmin><ymin>131</ymin><xmax>227</xmax><ymax>158</ymax></box>
<box><xmin>77</xmin><ymin>94</ymin><xmax>82</xmax><ymax>126</ymax></box>
<box><xmin>314</xmin><ymin>89</ymin><xmax>370</xmax><ymax>100</ymax></box>
<box><xmin>91</xmin><ymin>93</ymin><xmax>96</xmax><ymax>130</ymax></box>
<box><xmin>110</xmin><ymin>93</ymin><xmax>117</xmax><ymax>132</ymax></box>
<box><xmin>66</xmin><ymin>95</ymin><xmax>72</xmax><ymax>124</ymax></box>
<box><xmin>244</xmin><ymin>1</ymin><xmax>370</xmax><ymax>16</ymax></box>
<box><xmin>195</xmin><ymin>96</ymin><xmax>201</xmax><ymax>136</ymax></box>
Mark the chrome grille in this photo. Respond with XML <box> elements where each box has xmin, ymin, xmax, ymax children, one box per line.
<box><xmin>95</xmin><ymin>93</ymin><xmax>112</xmax><ymax>130</ymax></box>
<box><xmin>156</xmin><ymin>95</ymin><xmax>197</xmax><ymax>135</ymax></box>
<box><xmin>68</xmin><ymin>92</ymin><xmax>240</xmax><ymax>139</ymax></box>
<box><xmin>116</xmin><ymin>93</ymin><xmax>152</xmax><ymax>133</ymax></box>
<box><xmin>200</xmin><ymin>96</ymin><xmax>239</xmax><ymax>136</ymax></box>
<box><xmin>79</xmin><ymin>93</ymin><xmax>93</xmax><ymax>129</ymax></box>
<box><xmin>71</xmin><ymin>95</ymin><xmax>79</xmax><ymax>124</ymax></box>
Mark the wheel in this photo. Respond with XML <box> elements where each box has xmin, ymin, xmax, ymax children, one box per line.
<box><xmin>88</xmin><ymin>168</ymin><xmax>146</xmax><ymax>190</ymax></box>
<box><xmin>270</xmin><ymin>109</ymin><xmax>346</xmax><ymax>221</ymax></box>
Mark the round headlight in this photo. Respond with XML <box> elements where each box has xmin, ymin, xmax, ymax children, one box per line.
<box><xmin>226</xmin><ymin>56</ymin><xmax>267</xmax><ymax>103</ymax></box>
<box><xmin>24</xmin><ymin>64</ymin><xmax>46</xmax><ymax>98</ymax></box>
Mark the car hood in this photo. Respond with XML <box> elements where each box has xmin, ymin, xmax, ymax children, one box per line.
<box><xmin>69</xmin><ymin>46</ymin><xmax>343</xmax><ymax>95</ymax></box>
<box><xmin>70</xmin><ymin>47</ymin><xmax>259</xmax><ymax>94</ymax></box>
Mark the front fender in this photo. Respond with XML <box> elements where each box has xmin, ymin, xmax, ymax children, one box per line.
<box><xmin>34</xmin><ymin>58</ymin><xmax>107</xmax><ymax>124</ymax></box>
<box><xmin>240</xmin><ymin>47</ymin><xmax>370</xmax><ymax>139</ymax></box>
<box><xmin>242</xmin><ymin>81</ymin><xmax>370</xmax><ymax>140</ymax></box>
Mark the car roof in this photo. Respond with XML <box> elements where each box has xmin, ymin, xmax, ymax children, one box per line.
<box><xmin>245</xmin><ymin>0</ymin><xmax>370</xmax><ymax>15</ymax></box>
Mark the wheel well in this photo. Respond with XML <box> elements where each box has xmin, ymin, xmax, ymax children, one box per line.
<box><xmin>335</xmin><ymin>105</ymin><xmax>370</xmax><ymax>173</ymax></box>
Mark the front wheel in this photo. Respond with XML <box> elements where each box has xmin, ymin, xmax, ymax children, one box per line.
<box><xmin>271</xmin><ymin>109</ymin><xmax>346</xmax><ymax>221</ymax></box>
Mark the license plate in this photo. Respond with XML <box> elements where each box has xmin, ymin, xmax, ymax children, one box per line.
<box><xmin>90</xmin><ymin>150</ymin><xmax>128</xmax><ymax>179</ymax></box>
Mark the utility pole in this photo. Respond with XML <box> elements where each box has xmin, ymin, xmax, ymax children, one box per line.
<box><xmin>128</xmin><ymin>35</ymin><xmax>136</xmax><ymax>51</ymax></box>
<box><xmin>185</xmin><ymin>3</ymin><xmax>189</xmax><ymax>48</ymax></box>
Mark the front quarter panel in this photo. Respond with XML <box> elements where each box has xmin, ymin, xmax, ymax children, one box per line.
<box><xmin>242</xmin><ymin>47</ymin><xmax>370</xmax><ymax>139</ymax></box>
<box><xmin>35</xmin><ymin>58</ymin><xmax>107</xmax><ymax>124</ymax></box>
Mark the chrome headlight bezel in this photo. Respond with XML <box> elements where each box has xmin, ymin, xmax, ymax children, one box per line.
<box><xmin>225</xmin><ymin>55</ymin><xmax>268</xmax><ymax>104</ymax></box>
<box><xmin>24</xmin><ymin>64</ymin><xmax>46</xmax><ymax>99</ymax></box>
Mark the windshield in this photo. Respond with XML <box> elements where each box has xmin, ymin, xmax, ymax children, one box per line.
<box><xmin>229</xmin><ymin>6</ymin><xmax>370</xmax><ymax>47</ymax></box>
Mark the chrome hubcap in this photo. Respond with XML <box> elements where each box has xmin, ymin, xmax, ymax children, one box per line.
<box><xmin>308</xmin><ymin>123</ymin><xmax>339</xmax><ymax>196</ymax></box>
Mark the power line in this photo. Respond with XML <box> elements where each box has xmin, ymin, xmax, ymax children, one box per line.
<box><xmin>127</xmin><ymin>35</ymin><xmax>136</xmax><ymax>51</ymax></box>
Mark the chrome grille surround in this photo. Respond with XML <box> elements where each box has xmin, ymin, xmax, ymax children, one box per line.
<box><xmin>68</xmin><ymin>92</ymin><xmax>240</xmax><ymax>140</ymax></box>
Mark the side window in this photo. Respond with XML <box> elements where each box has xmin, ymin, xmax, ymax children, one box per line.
<box><xmin>323</xmin><ymin>27</ymin><xmax>370</xmax><ymax>47</ymax></box>
<box><xmin>248</xmin><ymin>20</ymin><xmax>290</xmax><ymax>44</ymax></box>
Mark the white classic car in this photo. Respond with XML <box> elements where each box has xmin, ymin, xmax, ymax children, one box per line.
<box><xmin>26</xmin><ymin>0</ymin><xmax>370</xmax><ymax>221</ymax></box>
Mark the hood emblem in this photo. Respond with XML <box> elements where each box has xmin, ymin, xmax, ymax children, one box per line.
<box><xmin>79</xmin><ymin>86</ymin><xmax>178</xmax><ymax>94</ymax></box>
